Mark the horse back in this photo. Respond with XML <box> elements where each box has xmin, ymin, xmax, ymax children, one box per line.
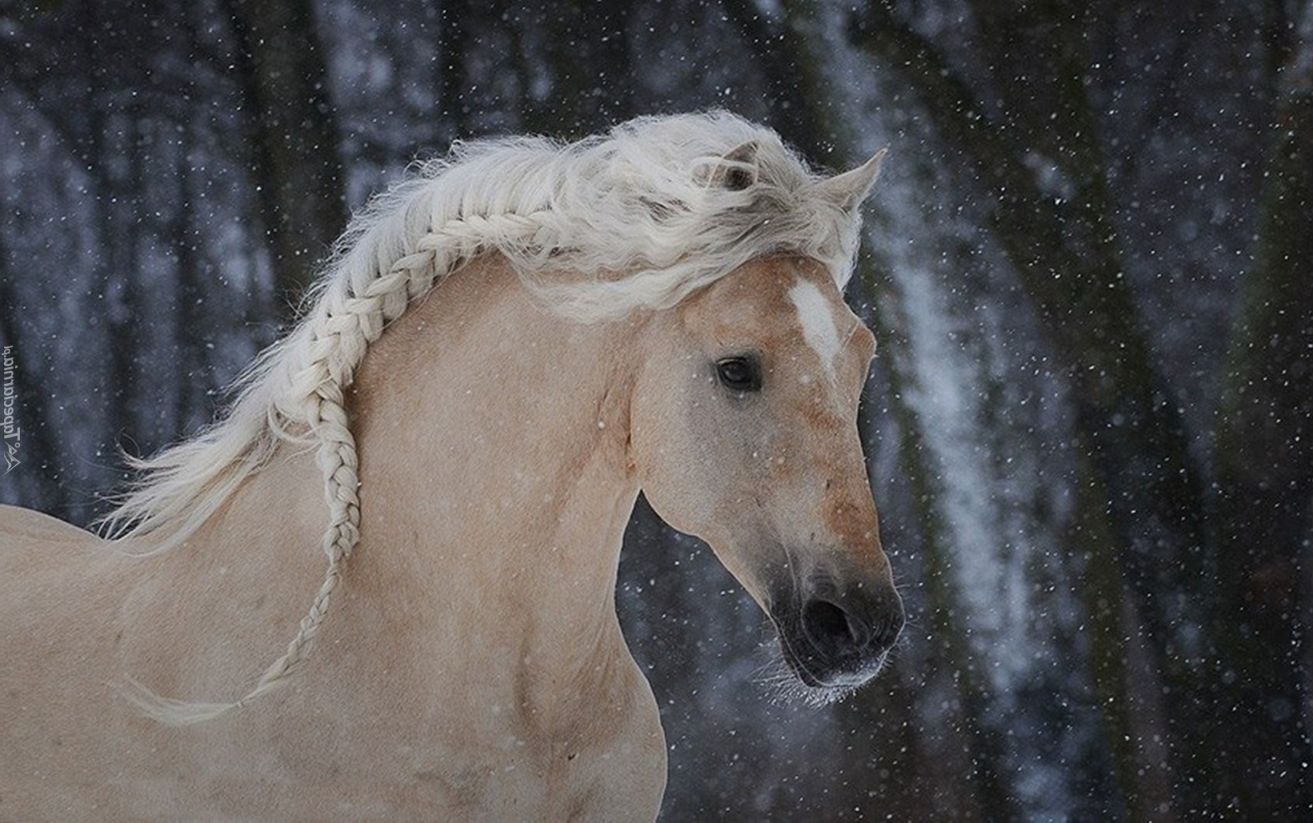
<box><xmin>0</xmin><ymin>503</ymin><xmax>108</xmax><ymax>640</ymax></box>
<box><xmin>0</xmin><ymin>503</ymin><xmax>95</xmax><ymax>547</ymax></box>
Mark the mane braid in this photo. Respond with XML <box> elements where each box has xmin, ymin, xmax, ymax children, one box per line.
<box><xmin>99</xmin><ymin>110</ymin><xmax>869</xmax><ymax>725</ymax></box>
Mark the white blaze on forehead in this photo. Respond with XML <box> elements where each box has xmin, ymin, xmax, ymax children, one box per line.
<box><xmin>787</xmin><ymin>277</ymin><xmax>842</xmax><ymax>377</ymax></box>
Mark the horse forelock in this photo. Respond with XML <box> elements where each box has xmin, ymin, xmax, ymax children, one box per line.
<box><xmin>97</xmin><ymin>109</ymin><xmax>873</xmax><ymax>724</ymax></box>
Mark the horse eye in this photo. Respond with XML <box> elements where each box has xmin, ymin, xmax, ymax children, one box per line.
<box><xmin>716</xmin><ymin>356</ymin><xmax>762</xmax><ymax>392</ymax></box>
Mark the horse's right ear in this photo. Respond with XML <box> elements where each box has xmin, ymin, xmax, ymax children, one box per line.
<box><xmin>696</xmin><ymin>141</ymin><xmax>760</xmax><ymax>191</ymax></box>
<box><xmin>814</xmin><ymin>148</ymin><xmax>888</xmax><ymax>212</ymax></box>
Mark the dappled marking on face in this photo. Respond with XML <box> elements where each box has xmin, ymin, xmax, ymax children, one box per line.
<box><xmin>787</xmin><ymin>276</ymin><xmax>843</xmax><ymax>379</ymax></box>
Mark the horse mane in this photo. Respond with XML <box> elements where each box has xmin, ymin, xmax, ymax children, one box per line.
<box><xmin>100</xmin><ymin>110</ymin><xmax>870</xmax><ymax>724</ymax></box>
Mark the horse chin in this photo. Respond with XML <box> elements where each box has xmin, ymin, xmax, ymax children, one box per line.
<box><xmin>791</xmin><ymin>643</ymin><xmax>887</xmax><ymax>687</ymax></box>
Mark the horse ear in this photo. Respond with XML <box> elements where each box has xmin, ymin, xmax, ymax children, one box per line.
<box><xmin>697</xmin><ymin>140</ymin><xmax>760</xmax><ymax>191</ymax></box>
<box><xmin>816</xmin><ymin>148</ymin><xmax>888</xmax><ymax>211</ymax></box>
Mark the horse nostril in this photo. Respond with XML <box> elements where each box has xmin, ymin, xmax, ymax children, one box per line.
<box><xmin>801</xmin><ymin>599</ymin><xmax>871</xmax><ymax>652</ymax></box>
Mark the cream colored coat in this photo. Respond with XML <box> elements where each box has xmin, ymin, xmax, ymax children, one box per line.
<box><xmin>0</xmin><ymin>255</ymin><xmax>897</xmax><ymax>821</ymax></box>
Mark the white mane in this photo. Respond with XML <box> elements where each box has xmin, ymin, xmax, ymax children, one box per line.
<box><xmin>101</xmin><ymin>110</ymin><xmax>875</xmax><ymax>724</ymax></box>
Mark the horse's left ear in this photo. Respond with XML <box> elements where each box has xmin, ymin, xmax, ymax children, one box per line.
<box><xmin>697</xmin><ymin>141</ymin><xmax>760</xmax><ymax>191</ymax></box>
<box><xmin>816</xmin><ymin>148</ymin><xmax>889</xmax><ymax>211</ymax></box>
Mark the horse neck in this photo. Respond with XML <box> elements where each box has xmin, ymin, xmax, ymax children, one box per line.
<box><xmin>334</xmin><ymin>256</ymin><xmax>645</xmax><ymax>660</ymax></box>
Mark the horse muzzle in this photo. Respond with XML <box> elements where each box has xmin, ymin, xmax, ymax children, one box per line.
<box><xmin>771</xmin><ymin>574</ymin><xmax>905</xmax><ymax>688</ymax></box>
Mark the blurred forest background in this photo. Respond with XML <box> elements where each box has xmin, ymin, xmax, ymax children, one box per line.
<box><xmin>2</xmin><ymin>0</ymin><xmax>1311</xmax><ymax>819</ymax></box>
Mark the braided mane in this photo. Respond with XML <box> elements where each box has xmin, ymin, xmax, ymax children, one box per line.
<box><xmin>101</xmin><ymin>110</ymin><xmax>869</xmax><ymax>724</ymax></box>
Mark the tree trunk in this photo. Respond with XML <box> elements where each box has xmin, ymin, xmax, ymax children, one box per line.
<box><xmin>517</xmin><ymin>0</ymin><xmax>636</xmax><ymax>137</ymax></box>
<box><xmin>1069</xmin><ymin>446</ymin><xmax>1165</xmax><ymax>820</ymax></box>
<box><xmin>170</xmin><ymin>6</ymin><xmax>213</xmax><ymax>435</ymax></box>
<box><xmin>222</xmin><ymin>0</ymin><xmax>347</xmax><ymax>312</ymax></box>
<box><xmin>432</xmin><ymin>0</ymin><xmax>472</xmax><ymax>147</ymax></box>
<box><xmin>170</xmin><ymin>127</ymin><xmax>212</xmax><ymax>435</ymax></box>
<box><xmin>1209</xmin><ymin>10</ymin><xmax>1313</xmax><ymax>812</ymax></box>
<box><xmin>892</xmin><ymin>379</ymin><xmax>1017</xmax><ymax>822</ymax></box>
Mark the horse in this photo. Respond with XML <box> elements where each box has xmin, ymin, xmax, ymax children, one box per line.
<box><xmin>0</xmin><ymin>111</ymin><xmax>904</xmax><ymax>820</ymax></box>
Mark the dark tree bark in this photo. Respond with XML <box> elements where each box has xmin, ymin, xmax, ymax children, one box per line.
<box><xmin>720</xmin><ymin>0</ymin><xmax>828</xmax><ymax>160</ymax></box>
<box><xmin>170</xmin><ymin>126</ymin><xmax>212</xmax><ymax>435</ymax></box>
<box><xmin>892</xmin><ymin>383</ymin><xmax>1018</xmax><ymax>822</ymax></box>
<box><xmin>109</xmin><ymin>104</ymin><xmax>146</xmax><ymax>451</ymax></box>
<box><xmin>167</xmin><ymin>4</ymin><xmax>217</xmax><ymax>437</ymax></box>
<box><xmin>222</xmin><ymin>0</ymin><xmax>347</xmax><ymax>312</ymax></box>
<box><xmin>1068</xmin><ymin>446</ymin><xmax>1169</xmax><ymax>820</ymax></box>
<box><xmin>1209</xmin><ymin>7</ymin><xmax>1313</xmax><ymax>812</ymax></box>
<box><xmin>433</xmin><ymin>0</ymin><xmax>472</xmax><ymax>147</ymax></box>
<box><xmin>516</xmin><ymin>0</ymin><xmax>637</xmax><ymax>137</ymax></box>
<box><xmin>69</xmin><ymin>4</ymin><xmax>140</xmax><ymax>461</ymax></box>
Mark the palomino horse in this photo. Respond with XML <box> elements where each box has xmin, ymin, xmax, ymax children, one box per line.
<box><xmin>0</xmin><ymin>112</ymin><xmax>903</xmax><ymax>820</ymax></box>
